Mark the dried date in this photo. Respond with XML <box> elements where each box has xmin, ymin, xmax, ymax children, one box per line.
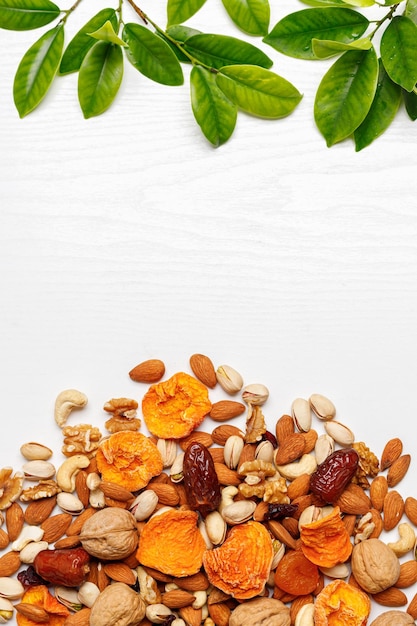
<box><xmin>33</xmin><ymin>547</ymin><xmax>90</xmax><ymax>587</ymax></box>
<box><xmin>183</xmin><ymin>441</ymin><xmax>221</xmax><ymax>517</ymax></box>
<box><xmin>309</xmin><ymin>448</ymin><xmax>359</xmax><ymax>503</ymax></box>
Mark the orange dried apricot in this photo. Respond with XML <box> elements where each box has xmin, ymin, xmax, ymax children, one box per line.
<box><xmin>202</xmin><ymin>520</ymin><xmax>273</xmax><ymax>600</ymax></box>
<box><xmin>274</xmin><ymin>548</ymin><xmax>320</xmax><ymax>595</ymax></box>
<box><xmin>314</xmin><ymin>579</ymin><xmax>371</xmax><ymax>625</ymax></box>
<box><xmin>96</xmin><ymin>431</ymin><xmax>163</xmax><ymax>492</ymax></box>
<box><xmin>142</xmin><ymin>372</ymin><xmax>212</xmax><ymax>439</ymax></box>
<box><xmin>136</xmin><ymin>508</ymin><xmax>206</xmax><ymax>577</ymax></box>
<box><xmin>300</xmin><ymin>506</ymin><xmax>352</xmax><ymax>568</ymax></box>
<box><xmin>16</xmin><ymin>585</ymin><xmax>70</xmax><ymax>626</ymax></box>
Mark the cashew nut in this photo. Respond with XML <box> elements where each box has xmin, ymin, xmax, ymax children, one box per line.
<box><xmin>275</xmin><ymin>453</ymin><xmax>317</xmax><ymax>481</ymax></box>
<box><xmin>54</xmin><ymin>389</ymin><xmax>88</xmax><ymax>428</ymax></box>
<box><xmin>56</xmin><ymin>454</ymin><xmax>90</xmax><ymax>492</ymax></box>
<box><xmin>218</xmin><ymin>485</ymin><xmax>238</xmax><ymax>514</ymax></box>
<box><xmin>387</xmin><ymin>522</ymin><xmax>416</xmax><ymax>557</ymax></box>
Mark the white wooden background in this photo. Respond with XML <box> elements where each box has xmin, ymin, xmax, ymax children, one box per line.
<box><xmin>1</xmin><ymin>0</ymin><xmax>417</xmax><ymax>622</ymax></box>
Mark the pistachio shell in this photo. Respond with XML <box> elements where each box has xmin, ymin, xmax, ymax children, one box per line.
<box><xmin>20</xmin><ymin>442</ymin><xmax>53</xmax><ymax>461</ymax></box>
<box><xmin>0</xmin><ymin>577</ymin><xmax>25</xmax><ymax>600</ymax></box>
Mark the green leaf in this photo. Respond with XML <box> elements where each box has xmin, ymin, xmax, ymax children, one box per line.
<box><xmin>405</xmin><ymin>0</ymin><xmax>417</xmax><ymax>24</ymax></box>
<box><xmin>0</xmin><ymin>0</ymin><xmax>59</xmax><ymax>30</ymax></box>
<box><xmin>183</xmin><ymin>33</ymin><xmax>273</xmax><ymax>69</ymax></box>
<box><xmin>221</xmin><ymin>0</ymin><xmax>270</xmax><ymax>36</ymax></box>
<box><xmin>78</xmin><ymin>41</ymin><xmax>123</xmax><ymax>118</ymax></box>
<box><xmin>156</xmin><ymin>24</ymin><xmax>201</xmax><ymax>63</ymax></box>
<box><xmin>216</xmin><ymin>64</ymin><xmax>302</xmax><ymax>118</ymax></box>
<box><xmin>88</xmin><ymin>20</ymin><xmax>126</xmax><ymax>47</ymax></box>
<box><xmin>312</xmin><ymin>36</ymin><xmax>372</xmax><ymax>58</ymax></box>
<box><xmin>13</xmin><ymin>23</ymin><xmax>64</xmax><ymax>117</ymax></box>
<box><xmin>60</xmin><ymin>8</ymin><xmax>118</xmax><ymax>74</ymax></box>
<box><xmin>123</xmin><ymin>22</ymin><xmax>183</xmax><ymax>86</ymax></box>
<box><xmin>298</xmin><ymin>0</ymin><xmax>354</xmax><ymax>7</ymax></box>
<box><xmin>167</xmin><ymin>0</ymin><xmax>207</xmax><ymax>26</ymax></box>
<box><xmin>354</xmin><ymin>59</ymin><xmax>402</xmax><ymax>150</ymax></box>
<box><xmin>380</xmin><ymin>16</ymin><xmax>417</xmax><ymax>91</ymax></box>
<box><xmin>190</xmin><ymin>65</ymin><xmax>237</xmax><ymax>146</ymax></box>
<box><xmin>263</xmin><ymin>8</ymin><xmax>369</xmax><ymax>60</ymax></box>
<box><xmin>314</xmin><ymin>47</ymin><xmax>378</xmax><ymax>146</ymax></box>
<box><xmin>403</xmin><ymin>88</ymin><xmax>417</xmax><ymax>119</ymax></box>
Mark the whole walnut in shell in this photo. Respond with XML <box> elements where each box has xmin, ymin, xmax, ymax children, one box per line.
<box><xmin>369</xmin><ymin>610</ymin><xmax>415</xmax><ymax>625</ymax></box>
<box><xmin>351</xmin><ymin>538</ymin><xmax>400</xmax><ymax>593</ymax></box>
<box><xmin>229</xmin><ymin>597</ymin><xmax>291</xmax><ymax>626</ymax></box>
<box><xmin>80</xmin><ymin>507</ymin><xmax>138</xmax><ymax>560</ymax></box>
<box><xmin>90</xmin><ymin>582</ymin><xmax>145</xmax><ymax>626</ymax></box>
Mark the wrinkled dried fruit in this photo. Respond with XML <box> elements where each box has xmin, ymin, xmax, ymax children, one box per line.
<box><xmin>274</xmin><ymin>548</ymin><xmax>319</xmax><ymax>595</ymax></box>
<box><xmin>142</xmin><ymin>372</ymin><xmax>212</xmax><ymax>439</ymax></box>
<box><xmin>16</xmin><ymin>585</ymin><xmax>70</xmax><ymax>626</ymax></box>
<box><xmin>137</xmin><ymin>509</ymin><xmax>206</xmax><ymax>577</ymax></box>
<box><xmin>96</xmin><ymin>431</ymin><xmax>163</xmax><ymax>491</ymax></box>
<box><xmin>203</xmin><ymin>520</ymin><xmax>273</xmax><ymax>599</ymax></box>
<box><xmin>183</xmin><ymin>441</ymin><xmax>221</xmax><ymax>517</ymax></box>
<box><xmin>309</xmin><ymin>448</ymin><xmax>359</xmax><ymax>503</ymax></box>
<box><xmin>33</xmin><ymin>548</ymin><xmax>90</xmax><ymax>587</ymax></box>
<box><xmin>314</xmin><ymin>579</ymin><xmax>371</xmax><ymax>625</ymax></box>
<box><xmin>300</xmin><ymin>506</ymin><xmax>352</xmax><ymax>568</ymax></box>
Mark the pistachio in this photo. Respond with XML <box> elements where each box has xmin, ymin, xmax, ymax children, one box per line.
<box><xmin>255</xmin><ymin>440</ymin><xmax>274</xmax><ymax>464</ymax></box>
<box><xmin>145</xmin><ymin>603</ymin><xmax>173</xmax><ymax>623</ymax></box>
<box><xmin>241</xmin><ymin>384</ymin><xmax>269</xmax><ymax>406</ymax></box>
<box><xmin>215</xmin><ymin>365</ymin><xmax>244</xmax><ymax>394</ymax></box>
<box><xmin>156</xmin><ymin>438</ymin><xmax>177</xmax><ymax>468</ymax></box>
<box><xmin>0</xmin><ymin>598</ymin><xmax>14</xmax><ymax>623</ymax></box>
<box><xmin>56</xmin><ymin>492</ymin><xmax>85</xmax><ymax>515</ymax></box>
<box><xmin>20</xmin><ymin>442</ymin><xmax>53</xmax><ymax>461</ymax></box>
<box><xmin>291</xmin><ymin>398</ymin><xmax>312</xmax><ymax>433</ymax></box>
<box><xmin>204</xmin><ymin>510</ymin><xmax>227</xmax><ymax>545</ymax></box>
<box><xmin>169</xmin><ymin>452</ymin><xmax>184</xmax><ymax>483</ymax></box>
<box><xmin>19</xmin><ymin>540</ymin><xmax>49</xmax><ymax>564</ymax></box>
<box><xmin>294</xmin><ymin>603</ymin><xmax>315</xmax><ymax>626</ymax></box>
<box><xmin>0</xmin><ymin>577</ymin><xmax>25</xmax><ymax>600</ymax></box>
<box><xmin>314</xmin><ymin>433</ymin><xmax>335</xmax><ymax>465</ymax></box>
<box><xmin>54</xmin><ymin>586</ymin><xmax>83</xmax><ymax>611</ymax></box>
<box><xmin>130</xmin><ymin>490</ymin><xmax>159</xmax><ymax>521</ymax></box>
<box><xmin>324</xmin><ymin>420</ymin><xmax>354</xmax><ymax>446</ymax></box>
<box><xmin>309</xmin><ymin>393</ymin><xmax>336</xmax><ymax>421</ymax></box>
<box><xmin>78</xmin><ymin>581</ymin><xmax>100</xmax><ymax>608</ymax></box>
<box><xmin>221</xmin><ymin>499</ymin><xmax>256</xmax><ymax>525</ymax></box>
<box><xmin>224</xmin><ymin>435</ymin><xmax>244</xmax><ymax>469</ymax></box>
<box><xmin>22</xmin><ymin>460</ymin><xmax>56</xmax><ymax>481</ymax></box>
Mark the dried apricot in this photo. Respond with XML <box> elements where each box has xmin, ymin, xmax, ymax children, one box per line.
<box><xmin>300</xmin><ymin>506</ymin><xmax>352</xmax><ymax>568</ymax></box>
<box><xmin>274</xmin><ymin>548</ymin><xmax>320</xmax><ymax>595</ymax></box>
<box><xmin>16</xmin><ymin>585</ymin><xmax>70</xmax><ymax>626</ymax></box>
<box><xmin>142</xmin><ymin>372</ymin><xmax>212</xmax><ymax>439</ymax></box>
<box><xmin>137</xmin><ymin>508</ymin><xmax>206</xmax><ymax>577</ymax></box>
<box><xmin>203</xmin><ymin>520</ymin><xmax>273</xmax><ymax>600</ymax></box>
<box><xmin>314</xmin><ymin>579</ymin><xmax>371</xmax><ymax>625</ymax></box>
<box><xmin>96</xmin><ymin>431</ymin><xmax>163</xmax><ymax>492</ymax></box>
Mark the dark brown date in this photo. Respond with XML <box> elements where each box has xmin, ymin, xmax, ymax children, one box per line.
<box><xmin>33</xmin><ymin>547</ymin><xmax>90</xmax><ymax>587</ymax></box>
<box><xmin>309</xmin><ymin>448</ymin><xmax>359</xmax><ymax>503</ymax></box>
<box><xmin>183</xmin><ymin>441</ymin><xmax>221</xmax><ymax>518</ymax></box>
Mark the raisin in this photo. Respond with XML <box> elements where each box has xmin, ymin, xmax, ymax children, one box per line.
<box><xmin>33</xmin><ymin>547</ymin><xmax>91</xmax><ymax>587</ymax></box>
<box><xmin>18</xmin><ymin>565</ymin><xmax>49</xmax><ymax>589</ymax></box>
<box><xmin>309</xmin><ymin>448</ymin><xmax>359</xmax><ymax>503</ymax></box>
<box><xmin>183</xmin><ymin>441</ymin><xmax>221</xmax><ymax>518</ymax></box>
<box><xmin>265</xmin><ymin>502</ymin><xmax>298</xmax><ymax>520</ymax></box>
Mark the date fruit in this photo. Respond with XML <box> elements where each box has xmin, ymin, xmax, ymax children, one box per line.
<box><xmin>33</xmin><ymin>547</ymin><xmax>90</xmax><ymax>587</ymax></box>
<box><xmin>183</xmin><ymin>441</ymin><xmax>221</xmax><ymax>517</ymax></box>
<box><xmin>309</xmin><ymin>448</ymin><xmax>359</xmax><ymax>503</ymax></box>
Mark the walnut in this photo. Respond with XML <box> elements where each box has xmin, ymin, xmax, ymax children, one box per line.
<box><xmin>19</xmin><ymin>479</ymin><xmax>61</xmax><ymax>502</ymax></box>
<box><xmin>105</xmin><ymin>415</ymin><xmax>142</xmax><ymax>433</ymax></box>
<box><xmin>369</xmin><ymin>610</ymin><xmax>415</xmax><ymax>625</ymax></box>
<box><xmin>352</xmin><ymin>442</ymin><xmax>379</xmax><ymax>488</ymax></box>
<box><xmin>351</xmin><ymin>537</ymin><xmax>401</xmax><ymax>593</ymax></box>
<box><xmin>62</xmin><ymin>424</ymin><xmax>102</xmax><ymax>457</ymax></box>
<box><xmin>103</xmin><ymin>398</ymin><xmax>141</xmax><ymax>434</ymax></box>
<box><xmin>244</xmin><ymin>405</ymin><xmax>266</xmax><ymax>443</ymax></box>
<box><xmin>90</xmin><ymin>582</ymin><xmax>145</xmax><ymax>626</ymax></box>
<box><xmin>0</xmin><ymin>468</ymin><xmax>24</xmax><ymax>509</ymax></box>
<box><xmin>80</xmin><ymin>507</ymin><xmax>138</xmax><ymax>560</ymax></box>
<box><xmin>229</xmin><ymin>597</ymin><xmax>291</xmax><ymax>626</ymax></box>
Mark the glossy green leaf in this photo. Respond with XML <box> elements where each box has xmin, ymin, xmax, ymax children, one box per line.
<box><xmin>403</xmin><ymin>88</ymin><xmax>417</xmax><ymax>119</ymax></box>
<box><xmin>13</xmin><ymin>24</ymin><xmax>64</xmax><ymax>117</ymax></box>
<box><xmin>216</xmin><ymin>64</ymin><xmax>302</xmax><ymax>118</ymax></box>
<box><xmin>354</xmin><ymin>59</ymin><xmax>402</xmax><ymax>150</ymax></box>
<box><xmin>167</xmin><ymin>0</ymin><xmax>207</xmax><ymax>26</ymax></box>
<box><xmin>380</xmin><ymin>16</ymin><xmax>417</xmax><ymax>91</ymax></box>
<box><xmin>88</xmin><ymin>20</ymin><xmax>126</xmax><ymax>47</ymax></box>
<box><xmin>60</xmin><ymin>9</ymin><xmax>117</xmax><ymax>74</ymax></box>
<box><xmin>183</xmin><ymin>33</ymin><xmax>273</xmax><ymax>69</ymax></box>
<box><xmin>405</xmin><ymin>0</ymin><xmax>417</xmax><ymax>24</ymax></box>
<box><xmin>341</xmin><ymin>0</ymin><xmax>375</xmax><ymax>7</ymax></box>
<box><xmin>312</xmin><ymin>36</ymin><xmax>372</xmax><ymax>58</ymax></box>
<box><xmin>298</xmin><ymin>0</ymin><xmax>354</xmax><ymax>8</ymax></box>
<box><xmin>0</xmin><ymin>0</ymin><xmax>59</xmax><ymax>30</ymax></box>
<box><xmin>190</xmin><ymin>66</ymin><xmax>237</xmax><ymax>146</ymax></box>
<box><xmin>263</xmin><ymin>8</ymin><xmax>369</xmax><ymax>60</ymax></box>
<box><xmin>221</xmin><ymin>0</ymin><xmax>270</xmax><ymax>36</ymax></box>
<box><xmin>314</xmin><ymin>47</ymin><xmax>378</xmax><ymax>146</ymax></box>
<box><xmin>78</xmin><ymin>41</ymin><xmax>123</xmax><ymax>118</ymax></box>
<box><xmin>123</xmin><ymin>22</ymin><xmax>183</xmax><ymax>86</ymax></box>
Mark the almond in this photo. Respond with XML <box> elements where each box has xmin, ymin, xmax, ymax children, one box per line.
<box><xmin>0</xmin><ymin>528</ymin><xmax>9</xmax><ymax>550</ymax></box>
<box><xmin>405</xmin><ymin>496</ymin><xmax>417</xmax><ymax>526</ymax></box>
<box><xmin>67</xmin><ymin>506</ymin><xmax>96</xmax><ymax>536</ymax></box>
<box><xmin>209</xmin><ymin>400</ymin><xmax>246</xmax><ymax>422</ymax></box>
<box><xmin>383</xmin><ymin>490</ymin><xmax>405</xmax><ymax>531</ymax></box>
<box><xmin>394</xmin><ymin>560</ymin><xmax>417</xmax><ymax>588</ymax></box>
<box><xmin>208</xmin><ymin>602</ymin><xmax>232</xmax><ymax>626</ymax></box>
<box><xmin>189</xmin><ymin>353</ymin><xmax>217</xmax><ymax>388</ymax></box>
<box><xmin>380</xmin><ymin>437</ymin><xmax>403</xmax><ymax>471</ymax></box>
<box><xmin>173</xmin><ymin>571</ymin><xmax>210</xmax><ymax>591</ymax></box>
<box><xmin>75</xmin><ymin>470</ymin><xmax>90</xmax><ymax>508</ymax></box>
<box><xmin>211</xmin><ymin>424</ymin><xmax>244</xmax><ymax>446</ymax></box>
<box><xmin>301</xmin><ymin>428</ymin><xmax>318</xmax><ymax>454</ymax></box>
<box><xmin>370</xmin><ymin>475</ymin><xmax>388</xmax><ymax>512</ymax></box>
<box><xmin>24</xmin><ymin>496</ymin><xmax>57</xmax><ymax>525</ymax></box>
<box><xmin>129</xmin><ymin>359</ymin><xmax>165</xmax><ymax>383</ymax></box>
<box><xmin>387</xmin><ymin>454</ymin><xmax>411</xmax><ymax>487</ymax></box>
<box><xmin>61</xmin><ymin>607</ymin><xmax>91</xmax><ymax>626</ymax></box>
<box><xmin>287</xmin><ymin>473</ymin><xmax>311</xmax><ymax>500</ymax></box>
<box><xmin>274</xmin><ymin>432</ymin><xmax>306</xmax><ymax>465</ymax></box>
<box><xmin>214</xmin><ymin>463</ymin><xmax>241</xmax><ymax>486</ymax></box>
<box><xmin>275</xmin><ymin>414</ymin><xmax>295</xmax><ymax>445</ymax></box>
<box><xmin>372</xmin><ymin>586</ymin><xmax>408</xmax><ymax>607</ymax></box>
<box><xmin>335</xmin><ymin>483</ymin><xmax>371</xmax><ymax>515</ymax></box>
<box><xmin>15</xmin><ymin>602</ymin><xmax>49</xmax><ymax>623</ymax></box>
<box><xmin>147</xmin><ymin>483</ymin><xmax>180</xmax><ymax>506</ymax></box>
<box><xmin>99</xmin><ymin>481</ymin><xmax>134</xmax><ymax>502</ymax></box>
<box><xmin>161</xmin><ymin>589</ymin><xmax>195</xmax><ymax>608</ymax></box>
<box><xmin>5</xmin><ymin>502</ymin><xmax>24</xmax><ymax>541</ymax></box>
<box><xmin>237</xmin><ymin>442</ymin><xmax>256</xmax><ymax>466</ymax></box>
<box><xmin>407</xmin><ymin>592</ymin><xmax>417</xmax><ymax>619</ymax></box>
<box><xmin>0</xmin><ymin>550</ymin><xmax>21</xmax><ymax>576</ymax></box>
<box><xmin>179</xmin><ymin>431</ymin><xmax>213</xmax><ymax>451</ymax></box>
<box><xmin>40</xmin><ymin>512</ymin><xmax>73</xmax><ymax>543</ymax></box>
<box><xmin>209</xmin><ymin>447</ymin><xmax>225</xmax><ymax>463</ymax></box>
<box><xmin>103</xmin><ymin>562</ymin><xmax>137</xmax><ymax>585</ymax></box>
<box><xmin>179</xmin><ymin>605</ymin><xmax>203</xmax><ymax>626</ymax></box>
<box><xmin>267</xmin><ymin>520</ymin><xmax>298</xmax><ymax>550</ymax></box>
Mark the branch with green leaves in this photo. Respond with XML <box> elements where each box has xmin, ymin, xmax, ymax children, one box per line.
<box><xmin>1</xmin><ymin>0</ymin><xmax>417</xmax><ymax>149</ymax></box>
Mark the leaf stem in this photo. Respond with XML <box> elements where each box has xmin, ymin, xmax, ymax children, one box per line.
<box><xmin>60</xmin><ymin>0</ymin><xmax>83</xmax><ymax>24</ymax></box>
<box><xmin>368</xmin><ymin>3</ymin><xmax>399</xmax><ymax>39</ymax></box>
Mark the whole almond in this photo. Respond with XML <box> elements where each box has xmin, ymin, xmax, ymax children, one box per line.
<box><xmin>275</xmin><ymin>414</ymin><xmax>294</xmax><ymax>445</ymax></box>
<box><xmin>387</xmin><ymin>454</ymin><xmax>411</xmax><ymax>488</ymax></box>
<box><xmin>274</xmin><ymin>432</ymin><xmax>306</xmax><ymax>465</ymax></box>
<box><xmin>103</xmin><ymin>562</ymin><xmax>137</xmax><ymax>585</ymax></box>
<box><xmin>209</xmin><ymin>447</ymin><xmax>225</xmax><ymax>464</ymax></box>
<box><xmin>0</xmin><ymin>550</ymin><xmax>21</xmax><ymax>576</ymax></box>
<box><xmin>179</xmin><ymin>431</ymin><xmax>213</xmax><ymax>451</ymax></box>
<box><xmin>394</xmin><ymin>560</ymin><xmax>417</xmax><ymax>588</ymax></box>
<box><xmin>405</xmin><ymin>496</ymin><xmax>417</xmax><ymax>526</ymax></box>
<box><xmin>287</xmin><ymin>473</ymin><xmax>311</xmax><ymax>500</ymax></box>
<box><xmin>211</xmin><ymin>424</ymin><xmax>244</xmax><ymax>446</ymax></box>
<box><xmin>67</xmin><ymin>506</ymin><xmax>96</xmax><ymax>536</ymax></box>
<box><xmin>189</xmin><ymin>354</ymin><xmax>217</xmax><ymax>388</ymax></box>
<box><xmin>173</xmin><ymin>571</ymin><xmax>210</xmax><ymax>591</ymax></box>
<box><xmin>383</xmin><ymin>490</ymin><xmax>405</xmax><ymax>531</ymax></box>
<box><xmin>370</xmin><ymin>475</ymin><xmax>388</xmax><ymax>512</ymax></box>
<box><xmin>161</xmin><ymin>589</ymin><xmax>195</xmax><ymax>608</ymax></box>
<box><xmin>99</xmin><ymin>481</ymin><xmax>134</xmax><ymax>502</ymax></box>
<box><xmin>179</xmin><ymin>605</ymin><xmax>203</xmax><ymax>626</ymax></box>
<box><xmin>335</xmin><ymin>484</ymin><xmax>372</xmax><ymax>515</ymax></box>
<box><xmin>267</xmin><ymin>520</ymin><xmax>297</xmax><ymax>550</ymax></box>
<box><xmin>54</xmin><ymin>535</ymin><xmax>82</xmax><ymax>549</ymax></box>
<box><xmin>129</xmin><ymin>359</ymin><xmax>165</xmax><ymax>383</ymax></box>
<box><xmin>40</xmin><ymin>512</ymin><xmax>72</xmax><ymax>543</ymax></box>
<box><xmin>302</xmin><ymin>429</ymin><xmax>318</xmax><ymax>454</ymax></box>
<box><xmin>5</xmin><ymin>502</ymin><xmax>24</xmax><ymax>541</ymax></box>
<box><xmin>407</xmin><ymin>592</ymin><xmax>417</xmax><ymax>619</ymax></box>
<box><xmin>24</xmin><ymin>496</ymin><xmax>57</xmax><ymax>525</ymax></box>
<box><xmin>214</xmin><ymin>463</ymin><xmax>241</xmax><ymax>486</ymax></box>
<box><xmin>372</xmin><ymin>587</ymin><xmax>408</xmax><ymax>607</ymax></box>
<box><xmin>147</xmin><ymin>483</ymin><xmax>180</xmax><ymax>506</ymax></box>
<box><xmin>0</xmin><ymin>529</ymin><xmax>9</xmax><ymax>550</ymax></box>
<box><xmin>15</xmin><ymin>602</ymin><xmax>49</xmax><ymax>623</ymax></box>
<box><xmin>209</xmin><ymin>400</ymin><xmax>246</xmax><ymax>422</ymax></box>
<box><xmin>75</xmin><ymin>470</ymin><xmax>90</xmax><ymax>508</ymax></box>
<box><xmin>62</xmin><ymin>607</ymin><xmax>91</xmax><ymax>626</ymax></box>
<box><xmin>208</xmin><ymin>602</ymin><xmax>232</xmax><ymax>626</ymax></box>
<box><xmin>380</xmin><ymin>438</ymin><xmax>403</xmax><ymax>471</ymax></box>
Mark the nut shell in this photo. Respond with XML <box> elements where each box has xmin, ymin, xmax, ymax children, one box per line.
<box><xmin>89</xmin><ymin>582</ymin><xmax>146</xmax><ymax>626</ymax></box>
<box><xmin>351</xmin><ymin>537</ymin><xmax>401</xmax><ymax>593</ymax></box>
<box><xmin>80</xmin><ymin>507</ymin><xmax>138</xmax><ymax>560</ymax></box>
<box><xmin>229</xmin><ymin>597</ymin><xmax>290</xmax><ymax>626</ymax></box>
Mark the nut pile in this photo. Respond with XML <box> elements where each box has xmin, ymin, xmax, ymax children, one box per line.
<box><xmin>0</xmin><ymin>354</ymin><xmax>417</xmax><ymax>626</ymax></box>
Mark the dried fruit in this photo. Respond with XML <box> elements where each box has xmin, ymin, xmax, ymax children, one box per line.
<box><xmin>274</xmin><ymin>548</ymin><xmax>320</xmax><ymax>595</ymax></box>
<box><xmin>183</xmin><ymin>441</ymin><xmax>221</xmax><ymax>517</ymax></box>
<box><xmin>314</xmin><ymin>579</ymin><xmax>371</xmax><ymax>625</ymax></box>
<box><xmin>142</xmin><ymin>371</ymin><xmax>212</xmax><ymax>439</ymax></box>
<box><xmin>16</xmin><ymin>585</ymin><xmax>70</xmax><ymax>626</ymax></box>
<box><xmin>309</xmin><ymin>448</ymin><xmax>359</xmax><ymax>503</ymax></box>
<box><xmin>299</xmin><ymin>506</ymin><xmax>352</xmax><ymax>568</ymax></box>
<box><xmin>33</xmin><ymin>548</ymin><xmax>90</xmax><ymax>587</ymax></box>
<box><xmin>96</xmin><ymin>431</ymin><xmax>163</xmax><ymax>491</ymax></box>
